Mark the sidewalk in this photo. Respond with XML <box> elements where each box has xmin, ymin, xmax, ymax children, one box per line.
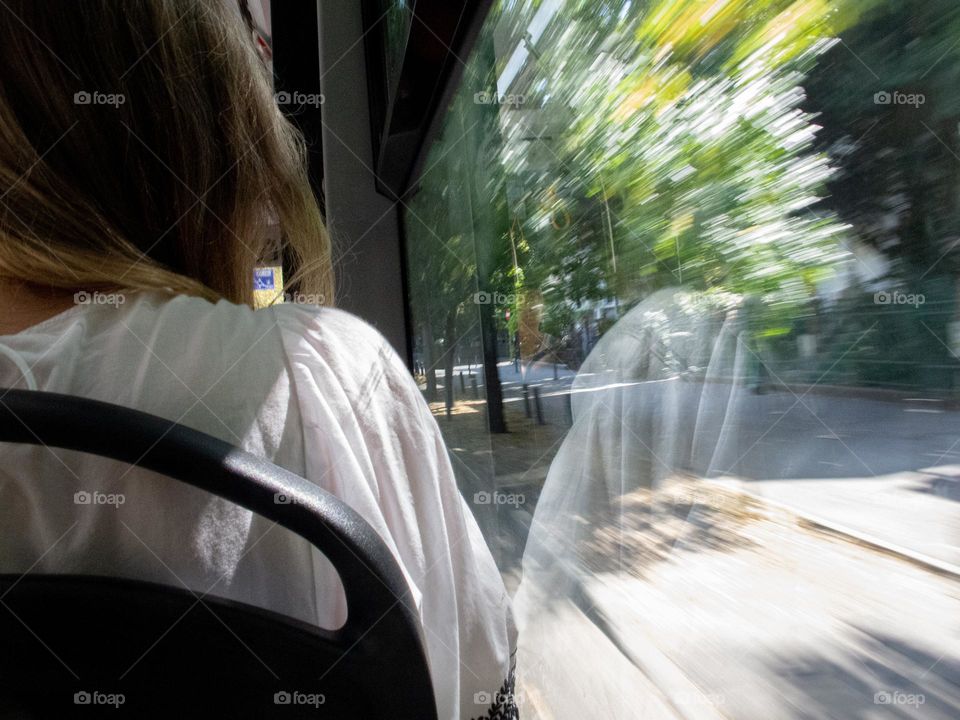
<box><xmin>550</xmin><ymin>477</ymin><xmax>960</xmax><ymax>720</ymax></box>
<box><xmin>517</xmin><ymin>586</ymin><xmax>687</xmax><ymax>720</ymax></box>
<box><xmin>580</xmin><ymin>505</ymin><xmax>960</xmax><ymax>720</ymax></box>
<box><xmin>721</xmin><ymin>471</ymin><xmax>960</xmax><ymax>572</ymax></box>
<box><xmin>424</xmin><ymin>375</ymin><xmax>960</xmax><ymax>718</ymax></box>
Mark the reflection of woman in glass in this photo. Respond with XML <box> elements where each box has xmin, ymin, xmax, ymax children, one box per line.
<box><xmin>515</xmin><ymin>287</ymin><xmax>766</xmax><ymax>712</ymax></box>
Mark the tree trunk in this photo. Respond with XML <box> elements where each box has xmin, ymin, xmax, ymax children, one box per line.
<box><xmin>443</xmin><ymin>310</ymin><xmax>457</xmax><ymax>418</ymax></box>
<box><xmin>422</xmin><ymin>322</ymin><xmax>438</xmax><ymax>402</ymax></box>
<box><xmin>480</xmin><ymin>304</ymin><xmax>507</xmax><ymax>433</ymax></box>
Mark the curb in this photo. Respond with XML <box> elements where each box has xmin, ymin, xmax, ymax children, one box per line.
<box><xmin>704</xmin><ymin>480</ymin><xmax>960</xmax><ymax>581</ymax></box>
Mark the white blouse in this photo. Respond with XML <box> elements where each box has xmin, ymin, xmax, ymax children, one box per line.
<box><xmin>0</xmin><ymin>290</ymin><xmax>516</xmax><ymax>720</ymax></box>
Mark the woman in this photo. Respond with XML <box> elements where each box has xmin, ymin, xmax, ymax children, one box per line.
<box><xmin>0</xmin><ymin>2</ymin><xmax>516</xmax><ymax>718</ymax></box>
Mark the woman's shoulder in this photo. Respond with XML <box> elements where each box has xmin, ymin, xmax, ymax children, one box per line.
<box><xmin>266</xmin><ymin>301</ymin><xmax>418</xmax><ymax>413</ymax></box>
<box><xmin>119</xmin><ymin>290</ymin><xmax>389</xmax><ymax>363</ymax></box>
<box><xmin>39</xmin><ymin>291</ymin><xmax>410</xmax><ymax>445</ymax></box>
<box><xmin>128</xmin><ymin>292</ymin><xmax>407</xmax><ymax>400</ymax></box>
<box><xmin>269</xmin><ymin>300</ymin><xmax>391</xmax><ymax>357</ymax></box>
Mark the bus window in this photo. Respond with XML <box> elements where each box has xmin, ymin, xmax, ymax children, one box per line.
<box><xmin>405</xmin><ymin>1</ymin><xmax>960</xmax><ymax>717</ymax></box>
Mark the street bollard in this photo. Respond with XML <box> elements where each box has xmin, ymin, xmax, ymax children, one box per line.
<box><xmin>533</xmin><ymin>386</ymin><xmax>545</xmax><ymax>425</ymax></box>
<box><xmin>471</xmin><ymin>375</ymin><xmax>478</xmax><ymax>399</ymax></box>
<box><xmin>523</xmin><ymin>384</ymin><xmax>531</xmax><ymax>418</ymax></box>
<box><xmin>553</xmin><ymin>362</ymin><xmax>558</xmax><ymax>381</ymax></box>
<box><xmin>459</xmin><ymin>371</ymin><xmax>465</xmax><ymax>394</ymax></box>
<box><xmin>565</xmin><ymin>391</ymin><xmax>573</xmax><ymax>425</ymax></box>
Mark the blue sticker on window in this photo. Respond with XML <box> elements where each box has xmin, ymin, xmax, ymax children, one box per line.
<box><xmin>254</xmin><ymin>268</ymin><xmax>275</xmax><ymax>290</ymax></box>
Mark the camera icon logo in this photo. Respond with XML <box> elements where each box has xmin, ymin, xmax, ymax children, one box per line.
<box><xmin>874</xmin><ymin>91</ymin><xmax>891</xmax><ymax>105</ymax></box>
<box><xmin>473</xmin><ymin>91</ymin><xmax>492</xmax><ymax>105</ymax></box>
<box><xmin>74</xmin><ymin>491</ymin><xmax>92</xmax><ymax>505</ymax></box>
<box><xmin>74</xmin><ymin>691</ymin><xmax>92</xmax><ymax>705</ymax></box>
<box><xmin>874</xmin><ymin>691</ymin><xmax>892</xmax><ymax>705</ymax></box>
<box><xmin>473</xmin><ymin>491</ymin><xmax>492</xmax><ymax>505</ymax></box>
<box><xmin>74</xmin><ymin>91</ymin><xmax>92</xmax><ymax>105</ymax></box>
<box><xmin>274</xmin><ymin>91</ymin><xmax>292</xmax><ymax>105</ymax></box>
<box><xmin>74</xmin><ymin>290</ymin><xmax>91</xmax><ymax>305</ymax></box>
<box><xmin>474</xmin><ymin>691</ymin><xmax>493</xmax><ymax>705</ymax></box>
<box><xmin>473</xmin><ymin>292</ymin><xmax>492</xmax><ymax>305</ymax></box>
<box><xmin>274</xmin><ymin>691</ymin><xmax>291</xmax><ymax>705</ymax></box>
<box><xmin>274</xmin><ymin>492</ymin><xmax>292</xmax><ymax>505</ymax></box>
<box><xmin>873</xmin><ymin>291</ymin><xmax>891</xmax><ymax>305</ymax></box>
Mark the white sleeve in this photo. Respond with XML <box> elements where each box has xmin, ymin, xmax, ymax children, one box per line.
<box><xmin>276</xmin><ymin>306</ymin><xmax>517</xmax><ymax>720</ymax></box>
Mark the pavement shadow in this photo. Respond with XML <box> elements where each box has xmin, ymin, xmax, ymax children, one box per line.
<box><xmin>758</xmin><ymin>629</ymin><xmax>960</xmax><ymax>719</ymax></box>
<box><xmin>576</xmin><ymin>478</ymin><xmax>759</xmax><ymax>578</ymax></box>
<box><xmin>911</xmin><ymin>475</ymin><xmax>960</xmax><ymax>503</ymax></box>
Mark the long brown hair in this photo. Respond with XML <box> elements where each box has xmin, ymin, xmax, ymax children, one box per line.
<box><xmin>0</xmin><ymin>0</ymin><xmax>331</xmax><ymax>306</ymax></box>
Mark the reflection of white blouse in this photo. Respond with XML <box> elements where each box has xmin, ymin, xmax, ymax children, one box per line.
<box><xmin>0</xmin><ymin>291</ymin><xmax>516</xmax><ymax>720</ymax></box>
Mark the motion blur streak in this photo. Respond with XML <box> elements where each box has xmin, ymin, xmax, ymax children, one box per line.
<box><xmin>406</xmin><ymin>1</ymin><xmax>960</xmax><ymax>717</ymax></box>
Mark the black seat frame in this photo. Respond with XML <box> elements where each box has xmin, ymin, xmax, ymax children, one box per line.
<box><xmin>0</xmin><ymin>389</ymin><xmax>438</xmax><ymax>718</ymax></box>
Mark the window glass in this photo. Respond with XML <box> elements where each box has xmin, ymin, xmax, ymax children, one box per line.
<box><xmin>382</xmin><ymin>0</ymin><xmax>413</xmax><ymax>96</ymax></box>
<box><xmin>405</xmin><ymin>1</ymin><xmax>960</xmax><ymax>716</ymax></box>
